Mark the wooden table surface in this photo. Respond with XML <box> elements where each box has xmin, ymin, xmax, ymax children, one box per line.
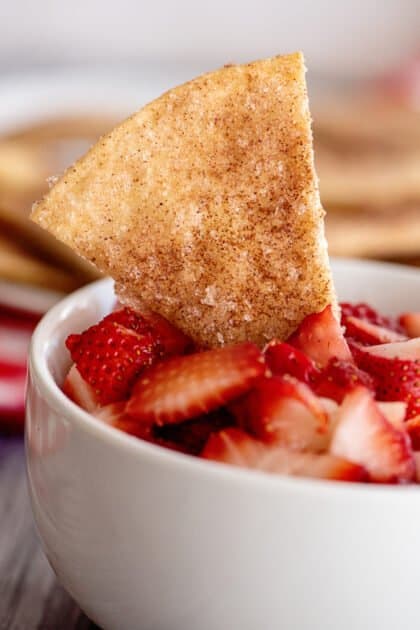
<box><xmin>0</xmin><ymin>436</ymin><xmax>99</xmax><ymax>630</ymax></box>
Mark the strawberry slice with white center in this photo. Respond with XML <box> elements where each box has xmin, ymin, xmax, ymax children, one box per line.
<box><xmin>377</xmin><ymin>401</ymin><xmax>407</xmax><ymax>428</ymax></box>
<box><xmin>62</xmin><ymin>364</ymin><xmax>100</xmax><ymax>413</ymax></box>
<box><xmin>202</xmin><ymin>427</ymin><xmax>367</xmax><ymax>482</ymax></box>
<box><xmin>340</xmin><ymin>302</ymin><xmax>402</xmax><ymax>333</ymax></box>
<box><xmin>353</xmin><ymin>339</ymin><xmax>420</xmax><ymax>418</ymax></box>
<box><xmin>344</xmin><ymin>316</ymin><xmax>406</xmax><ymax>346</ymax></box>
<box><xmin>288</xmin><ymin>305</ymin><xmax>353</xmax><ymax>368</ymax></box>
<box><xmin>264</xmin><ymin>341</ymin><xmax>318</xmax><ymax>384</ymax></box>
<box><xmin>126</xmin><ymin>342</ymin><xmax>265</xmax><ymax>426</ymax></box>
<box><xmin>399</xmin><ymin>313</ymin><xmax>420</xmax><ymax>339</ymax></box>
<box><xmin>230</xmin><ymin>375</ymin><xmax>329</xmax><ymax>451</ymax></box>
<box><xmin>330</xmin><ymin>386</ymin><xmax>415</xmax><ymax>483</ymax></box>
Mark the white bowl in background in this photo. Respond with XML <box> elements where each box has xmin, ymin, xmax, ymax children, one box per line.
<box><xmin>26</xmin><ymin>259</ymin><xmax>420</xmax><ymax>630</ymax></box>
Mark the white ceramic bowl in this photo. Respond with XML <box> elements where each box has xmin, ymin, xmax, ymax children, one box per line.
<box><xmin>26</xmin><ymin>259</ymin><xmax>420</xmax><ymax>630</ymax></box>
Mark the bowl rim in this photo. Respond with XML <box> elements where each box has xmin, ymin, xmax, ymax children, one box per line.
<box><xmin>27</xmin><ymin>257</ymin><xmax>420</xmax><ymax>498</ymax></box>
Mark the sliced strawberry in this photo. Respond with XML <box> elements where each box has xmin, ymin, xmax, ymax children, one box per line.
<box><xmin>414</xmin><ymin>452</ymin><xmax>420</xmax><ymax>483</ymax></box>
<box><xmin>340</xmin><ymin>302</ymin><xmax>402</xmax><ymax>333</ymax></box>
<box><xmin>288</xmin><ymin>305</ymin><xmax>352</xmax><ymax>368</ymax></box>
<box><xmin>230</xmin><ymin>375</ymin><xmax>328</xmax><ymax>451</ymax></box>
<box><xmin>142</xmin><ymin>311</ymin><xmax>194</xmax><ymax>356</ymax></box>
<box><xmin>399</xmin><ymin>313</ymin><xmax>420</xmax><ymax>339</ymax></box>
<box><xmin>313</xmin><ymin>358</ymin><xmax>375</xmax><ymax>403</ymax></box>
<box><xmin>405</xmin><ymin>416</ymin><xmax>420</xmax><ymax>450</ymax></box>
<box><xmin>202</xmin><ymin>428</ymin><xmax>367</xmax><ymax>482</ymax></box>
<box><xmin>360</xmin><ymin>338</ymin><xmax>420</xmax><ymax>360</ymax></box>
<box><xmin>112</xmin><ymin>305</ymin><xmax>193</xmax><ymax>357</ymax></box>
<box><xmin>153</xmin><ymin>409</ymin><xmax>234</xmax><ymax>455</ymax></box>
<box><xmin>126</xmin><ymin>342</ymin><xmax>265</xmax><ymax>426</ymax></box>
<box><xmin>353</xmin><ymin>340</ymin><xmax>420</xmax><ymax>418</ymax></box>
<box><xmin>377</xmin><ymin>401</ymin><xmax>407</xmax><ymax>428</ymax></box>
<box><xmin>94</xmin><ymin>400</ymin><xmax>128</xmax><ymax>425</ymax></box>
<box><xmin>344</xmin><ymin>316</ymin><xmax>406</xmax><ymax>346</ymax></box>
<box><xmin>330</xmin><ymin>386</ymin><xmax>415</xmax><ymax>483</ymax></box>
<box><xmin>101</xmin><ymin>307</ymin><xmax>153</xmax><ymax>334</ymax></box>
<box><xmin>66</xmin><ymin>317</ymin><xmax>160</xmax><ymax>405</ymax></box>
<box><xmin>264</xmin><ymin>341</ymin><xmax>318</xmax><ymax>384</ymax></box>
<box><xmin>62</xmin><ymin>364</ymin><xmax>100</xmax><ymax>413</ymax></box>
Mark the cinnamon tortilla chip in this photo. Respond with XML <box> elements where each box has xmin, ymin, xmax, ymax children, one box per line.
<box><xmin>32</xmin><ymin>53</ymin><xmax>335</xmax><ymax>348</ymax></box>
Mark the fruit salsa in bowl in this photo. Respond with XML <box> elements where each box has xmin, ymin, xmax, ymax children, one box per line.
<box><xmin>26</xmin><ymin>259</ymin><xmax>420</xmax><ymax>630</ymax></box>
<box><xmin>58</xmin><ymin>262</ymin><xmax>420</xmax><ymax>486</ymax></box>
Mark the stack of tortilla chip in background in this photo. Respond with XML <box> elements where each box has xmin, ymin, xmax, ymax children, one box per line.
<box><xmin>0</xmin><ymin>115</ymin><xmax>116</xmax><ymax>292</ymax></box>
<box><xmin>314</xmin><ymin>57</ymin><xmax>420</xmax><ymax>264</ymax></box>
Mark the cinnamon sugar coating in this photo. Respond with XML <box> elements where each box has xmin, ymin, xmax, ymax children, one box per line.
<box><xmin>32</xmin><ymin>52</ymin><xmax>336</xmax><ymax>348</ymax></box>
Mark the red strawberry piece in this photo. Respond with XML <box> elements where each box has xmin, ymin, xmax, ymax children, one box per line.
<box><xmin>0</xmin><ymin>361</ymin><xmax>27</xmax><ymax>433</ymax></box>
<box><xmin>141</xmin><ymin>311</ymin><xmax>194</xmax><ymax>356</ymax></box>
<box><xmin>153</xmin><ymin>409</ymin><xmax>234</xmax><ymax>455</ymax></box>
<box><xmin>399</xmin><ymin>313</ymin><xmax>420</xmax><ymax>338</ymax></box>
<box><xmin>106</xmin><ymin>307</ymin><xmax>155</xmax><ymax>334</ymax></box>
<box><xmin>288</xmin><ymin>305</ymin><xmax>352</xmax><ymax>368</ymax></box>
<box><xmin>414</xmin><ymin>453</ymin><xmax>420</xmax><ymax>483</ymax></box>
<box><xmin>66</xmin><ymin>318</ymin><xmax>160</xmax><ymax>405</ymax></box>
<box><xmin>264</xmin><ymin>341</ymin><xmax>318</xmax><ymax>384</ymax></box>
<box><xmin>62</xmin><ymin>364</ymin><xmax>100</xmax><ymax>413</ymax></box>
<box><xmin>313</xmin><ymin>358</ymin><xmax>375</xmax><ymax>403</ymax></box>
<box><xmin>344</xmin><ymin>316</ymin><xmax>406</xmax><ymax>346</ymax></box>
<box><xmin>230</xmin><ymin>375</ymin><xmax>328</xmax><ymax>451</ymax></box>
<box><xmin>377</xmin><ymin>401</ymin><xmax>407</xmax><ymax>428</ymax></box>
<box><xmin>340</xmin><ymin>302</ymin><xmax>403</xmax><ymax>333</ymax></box>
<box><xmin>353</xmin><ymin>339</ymin><xmax>420</xmax><ymax>418</ymax></box>
<box><xmin>405</xmin><ymin>416</ymin><xmax>420</xmax><ymax>450</ymax></box>
<box><xmin>126</xmin><ymin>342</ymin><xmax>265</xmax><ymax>426</ymax></box>
<box><xmin>202</xmin><ymin>427</ymin><xmax>367</xmax><ymax>482</ymax></box>
<box><xmin>330</xmin><ymin>386</ymin><xmax>415</xmax><ymax>483</ymax></box>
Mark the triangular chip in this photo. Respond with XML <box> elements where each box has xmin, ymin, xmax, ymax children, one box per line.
<box><xmin>32</xmin><ymin>52</ymin><xmax>336</xmax><ymax>348</ymax></box>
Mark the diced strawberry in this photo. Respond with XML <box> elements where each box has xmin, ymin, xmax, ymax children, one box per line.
<box><xmin>399</xmin><ymin>313</ymin><xmax>420</xmax><ymax>338</ymax></box>
<box><xmin>94</xmin><ymin>400</ymin><xmax>128</xmax><ymax>425</ymax></box>
<box><xmin>153</xmin><ymin>409</ymin><xmax>234</xmax><ymax>455</ymax></box>
<box><xmin>288</xmin><ymin>305</ymin><xmax>352</xmax><ymax>368</ymax></box>
<box><xmin>112</xmin><ymin>305</ymin><xmax>193</xmax><ymax>357</ymax></box>
<box><xmin>353</xmin><ymin>340</ymin><xmax>420</xmax><ymax>418</ymax></box>
<box><xmin>105</xmin><ymin>307</ymin><xmax>154</xmax><ymax>334</ymax></box>
<box><xmin>414</xmin><ymin>452</ymin><xmax>420</xmax><ymax>483</ymax></box>
<box><xmin>66</xmin><ymin>317</ymin><xmax>160</xmax><ymax>405</ymax></box>
<box><xmin>359</xmin><ymin>338</ymin><xmax>420</xmax><ymax>360</ymax></box>
<box><xmin>405</xmin><ymin>416</ymin><xmax>420</xmax><ymax>450</ymax></box>
<box><xmin>142</xmin><ymin>311</ymin><xmax>194</xmax><ymax>356</ymax></box>
<box><xmin>264</xmin><ymin>341</ymin><xmax>318</xmax><ymax>384</ymax></box>
<box><xmin>126</xmin><ymin>342</ymin><xmax>265</xmax><ymax>426</ymax></box>
<box><xmin>377</xmin><ymin>401</ymin><xmax>407</xmax><ymax>428</ymax></box>
<box><xmin>230</xmin><ymin>375</ymin><xmax>328</xmax><ymax>451</ymax></box>
<box><xmin>344</xmin><ymin>316</ymin><xmax>406</xmax><ymax>345</ymax></box>
<box><xmin>0</xmin><ymin>361</ymin><xmax>27</xmax><ymax>433</ymax></box>
<box><xmin>313</xmin><ymin>358</ymin><xmax>375</xmax><ymax>403</ymax></box>
<box><xmin>62</xmin><ymin>364</ymin><xmax>100</xmax><ymax>413</ymax></box>
<box><xmin>202</xmin><ymin>428</ymin><xmax>367</xmax><ymax>482</ymax></box>
<box><xmin>330</xmin><ymin>386</ymin><xmax>415</xmax><ymax>483</ymax></box>
<box><xmin>340</xmin><ymin>302</ymin><xmax>403</xmax><ymax>333</ymax></box>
